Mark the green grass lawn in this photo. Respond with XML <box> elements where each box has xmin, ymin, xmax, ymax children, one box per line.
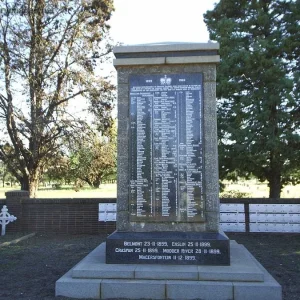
<box><xmin>0</xmin><ymin>183</ymin><xmax>117</xmax><ymax>199</ymax></box>
<box><xmin>222</xmin><ymin>179</ymin><xmax>300</xmax><ymax>198</ymax></box>
<box><xmin>0</xmin><ymin>181</ymin><xmax>299</xmax><ymax>199</ymax></box>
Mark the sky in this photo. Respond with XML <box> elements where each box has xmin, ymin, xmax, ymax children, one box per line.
<box><xmin>63</xmin><ymin>0</ymin><xmax>220</xmax><ymax>118</ymax></box>
<box><xmin>108</xmin><ymin>0</ymin><xmax>219</xmax><ymax>45</ymax></box>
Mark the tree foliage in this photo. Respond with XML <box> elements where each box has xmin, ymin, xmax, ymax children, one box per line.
<box><xmin>0</xmin><ymin>160</ymin><xmax>16</xmax><ymax>187</ymax></box>
<box><xmin>0</xmin><ymin>0</ymin><xmax>115</xmax><ymax>196</ymax></box>
<box><xmin>68</xmin><ymin>130</ymin><xmax>116</xmax><ymax>189</ymax></box>
<box><xmin>42</xmin><ymin>154</ymin><xmax>70</xmax><ymax>185</ymax></box>
<box><xmin>204</xmin><ymin>0</ymin><xmax>300</xmax><ymax>198</ymax></box>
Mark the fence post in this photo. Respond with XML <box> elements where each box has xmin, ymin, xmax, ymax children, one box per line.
<box><xmin>244</xmin><ymin>202</ymin><xmax>250</xmax><ymax>233</ymax></box>
<box><xmin>5</xmin><ymin>190</ymin><xmax>30</xmax><ymax>232</ymax></box>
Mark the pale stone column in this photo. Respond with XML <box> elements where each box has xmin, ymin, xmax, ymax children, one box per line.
<box><xmin>114</xmin><ymin>43</ymin><xmax>220</xmax><ymax>233</ymax></box>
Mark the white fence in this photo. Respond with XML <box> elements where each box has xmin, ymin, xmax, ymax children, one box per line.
<box><xmin>220</xmin><ymin>204</ymin><xmax>245</xmax><ymax>232</ymax></box>
<box><xmin>98</xmin><ymin>199</ymin><xmax>300</xmax><ymax>233</ymax></box>
<box><xmin>220</xmin><ymin>202</ymin><xmax>300</xmax><ymax>233</ymax></box>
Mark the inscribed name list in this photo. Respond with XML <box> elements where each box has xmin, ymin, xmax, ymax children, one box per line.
<box><xmin>129</xmin><ymin>73</ymin><xmax>204</xmax><ymax>222</ymax></box>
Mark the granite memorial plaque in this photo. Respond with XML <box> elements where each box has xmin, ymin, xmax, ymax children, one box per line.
<box><xmin>129</xmin><ymin>73</ymin><xmax>204</xmax><ymax>223</ymax></box>
<box><xmin>106</xmin><ymin>231</ymin><xmax>230</xmax><ymax>265</ymax></box>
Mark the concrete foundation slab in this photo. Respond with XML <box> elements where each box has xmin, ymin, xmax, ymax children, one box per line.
<box><xmin>56</xmin><ymin>241</ymin><xmax>282</xmax><ymax>300</ymax></box>
<box><xmin>55</xmin><ymin>269</ymin><xmax>102</xmax><ymax>299</ymax></box>
<box><xmin>166</xmin><ymin>281</ymin><xmax>233</xmax><ymax>300</ymax></box>
<box><xmin>101</xmin><ymin>279</ymin><xmax>166</xmax><ymax>300</ymax></box>
<box><xmin>135</xmin><ymin>264</ymin><xmax>199</xmax><ymax>280</ymax></box>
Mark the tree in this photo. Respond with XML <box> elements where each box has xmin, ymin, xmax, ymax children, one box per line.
<box><xmin>69</xmin><ymin>131</ymin><xmax>116</xmax><ymax>188</ymax></box>
<box><xmin>0</xmin><ymin>143</ymin><xmax>22</xmax><ymax>186</ymax></box>
<box><xmin>0</xmin><ymin>160</ymin><xmax>16</xmax><ymax>187</ymax></box>
<box><xmin>204</xmin><ymin>0</ymin><xmax>300</xmax><ymax>198</ymax></box>
<box><xmin>0</xmin><ymin>0</ymin><xmax>115</xmax><ymax>197</ymax></box>
<box><xmin>42</xmin><ymin>154</ymin><xmax>71</xmax><ymax>185</ymax></box>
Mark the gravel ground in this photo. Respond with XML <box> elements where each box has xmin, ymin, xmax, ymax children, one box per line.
<box><xmin>0</xmin><ymin>232</ymin><xmax>299</xmax><ymax>300</ymax></box>
<box><xmin>0</xmin><ymin>233</ymin><xmax>107</xmax><ymax>300</ymax></box>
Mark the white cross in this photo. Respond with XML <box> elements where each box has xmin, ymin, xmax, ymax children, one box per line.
<box><xmin>0</xmin><ymin>205</ymin><xmax>17</xmax><ymax>236</ymax></box>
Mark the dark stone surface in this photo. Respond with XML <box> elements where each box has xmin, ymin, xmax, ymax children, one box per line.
<box><xmin>106</xmin><ymin>231</ymin><xmax>230</xmax><ymax>265</ymax></box>
<box><xmin>129</xmin><ymin>73</ymin><xmax>205</xmax><ymax>223</ymax></box>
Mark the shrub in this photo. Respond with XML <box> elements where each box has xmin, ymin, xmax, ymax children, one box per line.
<box><xmin>220</xmin><ymin>190</ymin><xmax>251</xmax><ymax>198</ymax></box>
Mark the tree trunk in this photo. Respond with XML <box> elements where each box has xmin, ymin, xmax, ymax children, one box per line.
<box><xmin>268</xmin><ymin>172</ymin><xmax>281</xmax><ymax>199</ymax></box>
<box><xmin>20</xmin><ymin>171</ymin><xmax>40</xmax><ymax>198</ymax></box>
<box><xmin>92</xmin><ymin>179</ymin><xmax>101</xmax><ymax>189</ymax></box>
<box><xmin>20</xmin><ymin>176</ymin><xmax>29</xmax><ymax>191</ymax></box>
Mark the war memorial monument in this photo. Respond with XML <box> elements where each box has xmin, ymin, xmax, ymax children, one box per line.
<box><xmin>56</xmin><ymin>42</ymin><xmax>282</xmax><ymax>300</ymax></box>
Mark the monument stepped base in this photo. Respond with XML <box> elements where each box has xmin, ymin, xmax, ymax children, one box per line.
<box><xmin>55</xmin><ymin>241</ymin><xmax>282</xmax><ymax>300</ymax></box>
